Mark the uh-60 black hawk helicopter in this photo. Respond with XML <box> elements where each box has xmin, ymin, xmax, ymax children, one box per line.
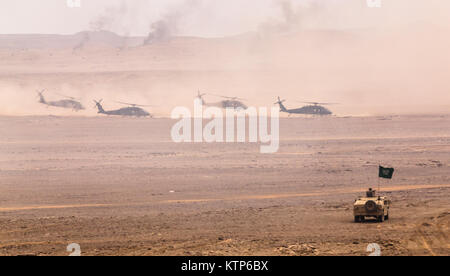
<box><xmin>37</xmin><ymin>89</ymin><xmax>85</xmax><ymax>111</ymax></box>
<box><xmin>275</xmin><ymin>97</ymin><xmax>336</xmax><ymax>116</ymax></box>
<box><xmin>94</xmin><ymin>100</ymin><xmax>152</xmax><ymax>117</ymax></box>
<box><xmin>196</xmin><ymin>91</ymin><xmax>248</xmax><ymax>110</ymax></box>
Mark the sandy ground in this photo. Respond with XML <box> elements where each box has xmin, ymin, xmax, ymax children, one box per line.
<box><xmin>0</xmin><ymin>115</ymin><xmax>449</xmax><ymax>256</ymax></box>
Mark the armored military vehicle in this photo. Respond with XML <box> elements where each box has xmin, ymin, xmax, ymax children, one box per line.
<box><xmin>354</xmin><ymin>188</ymin><xmax>391</xmax><ymax>223</ymax></box>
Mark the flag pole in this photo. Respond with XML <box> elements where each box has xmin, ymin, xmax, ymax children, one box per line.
<box><xmin>378</xmin><ymin>165</ymin><xmax>381</xmax><ymax>194</ymax></box>
<box><xmin>377</xmin><ymin>165</ymin><xmax>379</xmax><ymax>194</ymax></box>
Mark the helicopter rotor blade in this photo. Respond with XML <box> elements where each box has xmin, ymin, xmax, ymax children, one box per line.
<box><xmin>297</xmin><ymin>101</ymin><xmax>339</xmax><ymax>106</ymax></box>
<box><xmin>197</xmin><ymin>90</ymin><xmax>207</xmax><ymax>97</ymax></box>
<box><xmin>56</xmin><ymin>93</ymin><xmax>81</xmax><ymax>101</ymax></box>
<box><xmin>93</xmin><ymin>99</ymin><xmax>100</xmax><ymax>108</ymax></box>
<box><xmin>115</xmin><ymin>101</ymin><xmax>155</xmax><ymax>108</ymax></box>
<box><xmin>274</xmin><ymin>97</ymin><xmax>286</xmax><ymax>104</ymax></box>
<box><xmin>209</xmin><ymin>94</ymin><xmax>247</xmax><ymax>101</ymax></box>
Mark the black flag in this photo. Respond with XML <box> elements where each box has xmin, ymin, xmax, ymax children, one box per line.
<box><xmin>379</xmin><ymin>166</ymin><xmax>394</xmax><ymax>179</ymax></box>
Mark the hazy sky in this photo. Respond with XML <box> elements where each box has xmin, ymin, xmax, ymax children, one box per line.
<box><xmin>0</xmin><ymin>0</ymin><xmax>449</xmax><ymax>37</ymax></box>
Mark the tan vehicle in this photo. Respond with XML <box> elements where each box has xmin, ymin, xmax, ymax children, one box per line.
<box><xmin>354</xmin><ymin>188</ymin><xmax>391</xmax><ymax>223</ymax></box>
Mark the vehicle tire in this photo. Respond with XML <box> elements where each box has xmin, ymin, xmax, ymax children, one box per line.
<box><xmin>385</xmin><ymin>213</ymin><xmax>389</xmax><ymax>221</ymax></box>
<box><xmin>378</xmin><ymin>215</ymin><xmax>385</xmax><ymax>222</ymax></box>
<box><xmin>355</xmin><ymin>216</ymin><xmax>360</xmax><ymax>223</ymax></box>
<box><xmin>365</xmin><ymin>200</ymin><xmax>377</xmax><ymax>212</ymax></box>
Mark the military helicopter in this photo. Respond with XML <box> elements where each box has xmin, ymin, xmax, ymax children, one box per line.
<box><xmin>274</xmin><ymin>97</ymin><xmax>334</xmax><ymax>116</ymax></box>
<box><xmin>196</xmin><ymin>91</ymin><xmax>248</xmax><ymax>110</ymax></box>
<box><xmin>37</xmin><ymin>89</ymin><xmax>85</xmax><ymax>111</ymax></box>
<box><xmin>93</xmin><ymin>100</ymin><xmax>152</xmax><ymax>117</ymax></box>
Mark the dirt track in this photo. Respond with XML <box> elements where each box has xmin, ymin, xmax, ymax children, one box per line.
<box><xmin>1</xmin><ymin>183</ymin><xmax>449</xmax><ymax>211</ymax></box>
<box><xmin>0</xmin><ymin>115</ymin><xmax>449</xmax><ymax>256</ymax></box>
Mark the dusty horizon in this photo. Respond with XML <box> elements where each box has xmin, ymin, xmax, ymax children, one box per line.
<box><xmin>1</xmin><ymin>0</ymin><xmax>450</xmax><ymax>36</ymax></box>
<box><xmin>0</xmin><ymin>1</ymin><xmax>449</xmax><ymax>258</ymax></box>
<box><xmin>1</xmin><ymin>0</ymin><xmax>450</xmax><ymax>116</ymax></box>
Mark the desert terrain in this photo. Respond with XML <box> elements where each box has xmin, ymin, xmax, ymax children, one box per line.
<box><xmin>0</xmin><ymin>115</ymin><xmax>448</xmax><ymax>256</ymax></box>
<box><xmin>0</xmin><ymin>11</ymin><xmax>449</xmax><ymax>255</ymax></box>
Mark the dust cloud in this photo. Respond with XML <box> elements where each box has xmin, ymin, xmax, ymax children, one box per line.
<box><xmin>0</xmin><ymin>0</ymin><xmax>449</xmax><ymax>116</ymax></box>
<box><xmin>144</xmin><ymin>0</ymin><xmax>201</xmax><ymax>45</ymax></box>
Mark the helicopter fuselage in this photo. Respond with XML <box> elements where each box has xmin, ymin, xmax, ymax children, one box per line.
<box><xmin>199</xmin><ymin>98</ymin><xmax>248</xmax><ymax>111</ymax></box>
<box><xmin>277</xmin><ymin>100</ymin><xmax>332</xmax><ymax>116</ymax></box>
<box><xmin>98</xmin><ymin>106</ymin><xmax>151</xmax><ymax>117</ymax></box>
<box><xmin>284</xmin><ymin>105</ymin><xmax>332</xmax><ymax>116</ymax></box>
<box><xmin>220</xmin><ymin>100</ymin><xmax>248</xmax><ymax>110</ymax></box>
<box><xmin>39</xmin><ymin>95</ymin><xmax>85</xmax><ymax>111</ymax></box>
